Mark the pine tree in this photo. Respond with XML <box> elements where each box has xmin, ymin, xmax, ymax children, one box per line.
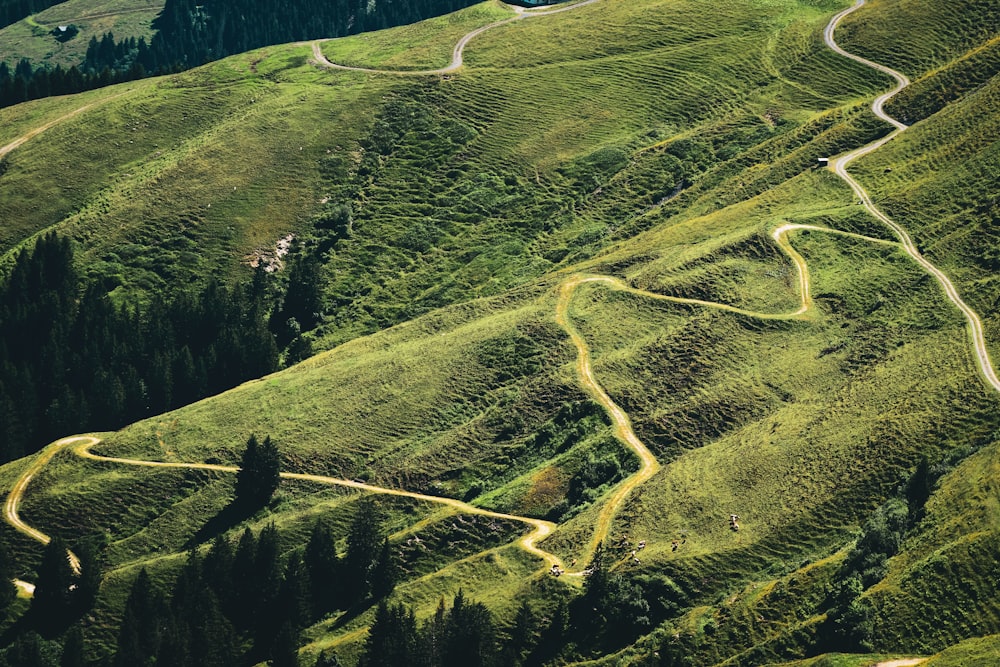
<box><xmin>371</xmin><ymin>537</ymin><xmax>397</xmax><ymax>600</ymax></box>
<box><xmin>283</xmin><ymin>253</ymin><xmax>322</xmax><ymax>331</ymax></box>
<box><xmin>182</xmin><ymin>586</ymin><xmax>238</xmax><ymax>667</ymax></box>
<box><xmin>256</xmin><ymin>523</ymin><xmax>283</xmax><ymax>611</ymax></box>
<box><xmin>278</xmin><ymin>552</ymin><xmax>312</xmax><ymax>631</ymax></box>
<box><xmin>906</xmin><ymin>455</ymin><xmax>932</xmax><ymax>522</ymax></box>
<box><xmin>363</xmin><ymin>601</ymin><xmax>418</xmax><ymax>667</ymax></box>
<box><xmin>230</xmin><ymin>527</ymin><xmax>257</xmax><ymax>631</ymax></box>
<box><xmin>202</xmin><ymin>533</ymin><xmax>235</xmax><ymax>614</ymax></box>
<box><xmin>582</xmin><ymin>542</ymin><xmax>610</xmax><ymax>621</ymax></box>
<box><xmin>2</xmin><ymin>631</ymin><xmax>58</xmax><ymax>667</ymax></box>
<box><xmin>417</xmin><ymin>597</ymin><xmax>448</xmax><ymax>666</ymax></box>
<box><xmin>60</xmin><ymin>626</ymin><xmax>85</xmax><ymax>667</ymax></box>
<box><xmin>73</xmin><ymin>537</ymin><xmax>102</xmax><ymax>615</ymax></box>
<box><xmin>502</xmin><ymin>601</ymin><xmax>536</xmax><ymax>665</ymax></box>
<box><xmin>305</xmin><ymin>520</ymin><xmax>341</xmax><ymax>616</ymax></box>
<box><xmin>114</xmin><ymin>568</ymin><xmax>164</xmax><ymax>667</ymax></box>
<box><xmin>270</xmin><ymin>620</ymin><xmax>300</xmax><ymax>667</ymax></box>
<box><xmin>0</xmin><ymin>541</ymin><xmax>15</xmax><ymax>617</ymax></box>
<box><xmin>30</xmin><ymin>537</ymin><xmax>76</xmax><ymax>634</ymax></box>
<box><xmin>443</xmin><ymin>590</ymin><xmax>498</xmax><ymax>667</ymax></box>
<box><xmin>234</xmin><ymin>433</ymin><xmax>281</xmax><ymax>509</ymax></box>
<box><xmin>529</xmin><ymin>598</ymin><xmax>568</xmax><ymax>664</ymax></box>
<box><xmin>344</xmin><ymin>500</ymin><xmax>384</xmax><ymax>604</ymax></box>
<box><xmin>250</xmin><ymin>523</ymin><xmax>283</xmax><ymax>660</ymax></box>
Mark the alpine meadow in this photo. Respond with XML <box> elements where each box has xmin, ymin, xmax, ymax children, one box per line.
<box><xmin>1</xmin><ymin>0</ymin><xmax>999</xmax><ymax>665</ymax></box>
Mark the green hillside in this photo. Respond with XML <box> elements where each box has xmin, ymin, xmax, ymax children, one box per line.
<box><xmin>1</xmin><ymin>0</ymin><xmax>999</xmax><ymax>664</ymax></box>
<box><xmin>0</xmin><ymin>0</ymin><xmax>163</xmax><ymax>68</ymax></box>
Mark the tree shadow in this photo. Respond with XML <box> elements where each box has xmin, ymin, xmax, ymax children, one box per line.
<box><xmin>184</xmin><ymin>501</ymin><xmax>257</xmax><ymax>549</ymax></box>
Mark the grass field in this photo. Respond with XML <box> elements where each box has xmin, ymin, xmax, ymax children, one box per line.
<box><xmin>0</xmin><ymin>0</ymin><xmax>163</xmax><ymax>68</ymax></box>
<box><xmin>319</xmin><ymin>1</ymin><xmax>515</xmax><ymax>71</ymax></box>
<box><xmin>2</xmin><ymin>0</ymin><xmax>1000</xmax><ymax>663</ymax></box>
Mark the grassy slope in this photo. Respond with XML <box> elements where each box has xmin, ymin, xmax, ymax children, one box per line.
<box><xmin>810</xmin><ymin>17</ymin><xmax>1000</xmax><ymax>656</ymax></box>
<box><xmin>851</xmin><ymin>70</ymin><xmax>1000</xmax><ymax>365</ymax></box>
<box><xmin>0</xmin><ymin>0</ymin><xmax>882</xmax><ymax>337</ymax></box>
<box><xmin>0</xmin><ymin>46</ymin><xmax>395</xmax><ymax>295</ymax></box>
<box><xmin>2</xmin><ymin>0</ymin><xmax>1000</xmax><ymax>663</ymax></box>
<box><xmin>836</xmin><ymin>0</ymin><xmax>1000</xmax><ymax>77</ymax></box>
<box><xmin>0</xmin><ymin>0</ymin><xmax>163</xmax><ymax>68</ymax></box>
<box><xmin>319</xmin><ymin>0</ymin><xmax>515</xmax><ymax>70</ymax></box>
<box><xmin>864</xmin><ymin>437</ymin><xmax>1000</xmax><ymax>653</ymax></box>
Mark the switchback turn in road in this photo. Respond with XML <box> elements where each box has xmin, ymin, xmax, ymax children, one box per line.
<box><xmin>0</xmin><ymin>222</ymin><xmax>899</xmax><ymax>592</ymax></box>
<box><xmin>5</xmin><ymin>437</ymin><xmax>86</xmax><ymax>594</ymax></box>
<box><xmin>310</xmin><ymin>0</ymin><xmax>603</xmax><ymax>75</ymax></box>
<box><xmin>826</xmin><ymin>0</ymin><xmax>1000</xmax><ymax>393</ymax></box>
<box><xmin>552</xmin><ymin>224</ymin><xmax>898</xmax><ymax>559</ymax></box>
<box><xmin>4</xmin><ymin>435</ymin><xmax>563</xmax><ymax>588</ymax></box>
<box><xmin>3</xmin><ymin>9</ymin><xmax>998</xmax><ymax>664</ymax></box>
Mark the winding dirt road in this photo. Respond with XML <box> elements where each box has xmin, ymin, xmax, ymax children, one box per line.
<box><xmin>310</xmin><ymin>0</ymin><xmax>603</xmax><ymax>75</ymax></box>
<box><xmin>544</xmin><ymin>0</ymin><xmax>1000</xmax><ymax>569</ymax></box>
<box><xmin>4</xmin><ymin>1</ymin><xmax>999</xmax><ymax>646</ymax></box>
<box><xmin>4</xmin><ymin>435</ymin><xmax>562</xmax><ymax>595</ymax></box>
<box><xmin>3</xmin><ymin>222</ymin><xmax>885</xmax><ymax>594</ymax></box>
<box><xmin>556</xmin><ymin>276</ymin><xmax>662</xmax><ymax>559</ymax></box>
<box><xmin>826</xmin><ymin>0</ymin><xmax>1000</xmax><ymax>392</ymax></box>
<box><xmin>552</xmin><ymin>224</ymin><xmax>898</xmax><ymax>560</ymax></box>
<box><xmin>5</xmin><ymin>437</ymin><xmax>85</xmax><ymax>586</ymax></box>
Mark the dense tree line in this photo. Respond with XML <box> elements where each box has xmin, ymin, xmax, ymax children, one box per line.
<box><xmin>362</xmin><ymin>591</ymin><xmax>503</xmax><ymax>667</ymax></box>
<box><xmin>0</xmin><ymin>542</ymin><xmax>15</xmax><ymax>623</ymax></box>
<box><xmin>0</xmin><ymin>537</ymin><xmax>101</xmax><ymax>666</ymax></box>
<box><xmin>818</xmin><ymin>459</ymin><xmax>935</xmax><ymax>652</ymax></box>
<box><xmin>0</xmin><ymin>233</ymin><xmax>279</xmax><ymax>464</ymax></box>
<box><xmin>1</xmin><ymin>509</ymin><xmax>669</xmax><ymax>664</ymax></box>
<box><xmin>28</xmin><ymin>538</ymin><xmax>102</xmax><ymax>637</ymax></box>
<box><xmin>0</xmin><ymin>0</ymin><xmax>62</xmax><ymax>30</ymax></box>
<box><xmin>0</xmin><ymin>57</ymin><xmax>148</xmax><ymax>109</ymax></box>
<box><xmin>360</xmin><ymin>541</ymin><xmax>667</xmax><ymax>667</ymax></box>
<box><xmin>0</xmin><ymin>0</ymin><xmax>480</xmax><ymax>109</ymax></box>
<box><xmin>113</xmin><ymin>500</ymin><xmax>397</xmax><ymax>665</ymax></box>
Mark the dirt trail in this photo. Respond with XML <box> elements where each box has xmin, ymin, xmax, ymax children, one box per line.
<box><xmin>3</xmin><ymin>221</ymin><xmax>891</xmax><ymax>593</ymax></box>
<box><xmin>29</xmin><ymin>5</ymin><xmax>162</xmax><ymax>26</ymax></box>
<box><xmin>1</xmin><ymin>105</ymin><xmax>97</xmax><ymax>159</ymax></box>
<box><xmin>556</xmin><ymin>276</ymin><xmax>662</xmax><ymax>561</ymax></box>
<box><xmin>552</xmin><ymin>224</ymin><xmax>898</xmax><ymax>564</ymax></box>
<box><xmin>541</xmin><ymin>0</ymin><xmax>1000</xmax><ymax>560</ymax></box>
<box><xmin>3</xmin><ymin>0</ymin><xmax>997</xmax><ymax>645</ymax></box>
<box><xmin>310</xmin><ymin>0</ymin><xmax>603</xmax><ymax>75</ymax></box>
<box><xmin>1</xmin><ymin>91</ymin><xmax>128</xmax><ymax>160</ymax></box>
<box><xmin>826</xmin><ymin>0</ymin><xmax>1000</xmax><ymax>393</ymax></box>
<box><xmin>73</xmin><ymin>436</ymin><xmax>563</xmax><ymax>568</ymax></box>
<box><xmin>4</xmin><ymin>437</ymin><xmax>84</xmax><ymax>574</ymax></box>
<box><xmin>3</xmin><ymin>435</ymin><xmax>562</xmax><ymax>594</ymax></box>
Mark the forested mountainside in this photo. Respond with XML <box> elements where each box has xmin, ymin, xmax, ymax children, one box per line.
<box><xmin>0</xmin><ymin>0</ymin><xmax>481</xmax><ymax>108</ymax></box>
<box><xmin>0</xmin><ymin>0</ymin><xmax>64</xmax><ymax>30</ymax></box>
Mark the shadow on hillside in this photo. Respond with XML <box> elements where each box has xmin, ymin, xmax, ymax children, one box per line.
<box><xmin>184</xmin><ymin>501</ymin><xmax>259</xmax><ymax>548</ymax></box>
